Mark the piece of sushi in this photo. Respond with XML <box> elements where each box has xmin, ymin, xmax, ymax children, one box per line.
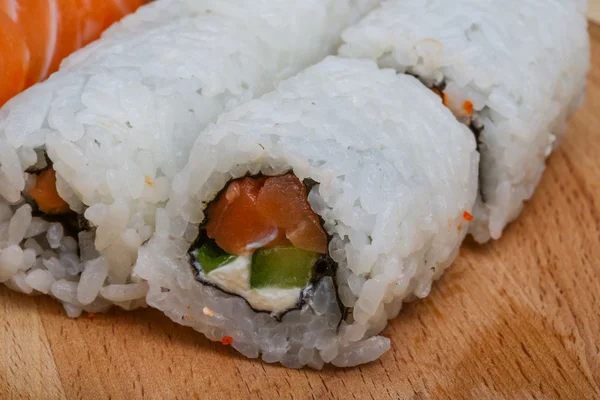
<box><xmin>134</xmin><ymin>56</ymin><xmax>479</xmax><ymax>368</ymax></box>
<box><xmin>339</xmin><ymin>0</ymin><xmax>590</xmax><ymax>242</ymax></box>
<box><xmin>0</xmin><ymin>0</ymin><xmax>378</xmax><ymax>317</ymax></box>
<box><xmin>0</xmin><ymin>0</ymin><xmax>146</xmax><ymax>106</ymax></box>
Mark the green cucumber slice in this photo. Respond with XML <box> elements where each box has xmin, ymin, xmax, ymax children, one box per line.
<box><xmin>250</xmin><ymin>247</ymin><xmax>317</xmax><ymax>289</ymax></box>
<box><xmin>193</xmin><ymin>241</ymin><xmax>237</xmax><ymax>274</ymax></box>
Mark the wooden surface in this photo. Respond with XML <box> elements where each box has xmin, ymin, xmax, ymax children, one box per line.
<box><xmin>589</xmin><ymin>1</ymin><xmax>600</xmax><ymax>23</ymax></box>
<box><xmin>2</xmin><ymin>24</ymin><xmax>600</xmax><ymax>400</ymax></box>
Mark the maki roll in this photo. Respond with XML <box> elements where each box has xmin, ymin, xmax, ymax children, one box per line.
<box><xmin>0</xmin><ymin>0</ymin><xmax>378</xmax><ymax>316</ymax></box>
<box><xmin>134</xmin><ymin>57</ymin><xmax>479</xmax><ymax>368</ymax></box>
<box><xmin>339</xmin><ymin>0</ymin><xmax>590</xmax><ymax>241</ymax></box>
<box><xmin>189</xmin><ymin>173</ymin><xmax>330</xmax><ymax>315</ymax></box>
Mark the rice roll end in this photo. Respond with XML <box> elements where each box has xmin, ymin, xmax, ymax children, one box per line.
<box><xmin>0</xmin><ymin>0</ymin><xmax>378</xmax><ymax>315</ymax></box>
<box><xmin>339</xmin><ymin>0</ymin><xmax>590</xmax><ymax>242</ymax></box>
<box><xmin>134</xmin><ymin>57</ymin><xmax>479</xmax><ymax>368</ymax></box>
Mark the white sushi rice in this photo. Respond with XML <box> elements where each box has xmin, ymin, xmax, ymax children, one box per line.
<box><xmin>134</xmin><ymin>57</ymin><xmax>479</xmax><ymax>368</ymax></box>
<box><xmin>339</xmin><ymin>0</ymin><xmax>590</xmax><ymax>242</ymax></box>
<box><xmin>0</xmin><ymin>0</ymin><xmax>379</xmax><ymax>314</ymax></box>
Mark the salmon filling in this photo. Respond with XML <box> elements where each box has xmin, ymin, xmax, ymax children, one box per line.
<box><xmin>27</xmin><ymin>168</ymin><xmax>71</xmax><ymax>215</ymax></box>
<box><xmin>189</xmin><ymin>174</ymin><xmax>330</xmax><ymax>312</ymax></box>
<box><xmin>23</xmin><ymin>164</ymin><xmax>91</xmax><ymax>249</ymax></box>
<box><xmin>205</xmin><ymin>174</ymin><xmax>327</xmax><ymax>256</ymax></box>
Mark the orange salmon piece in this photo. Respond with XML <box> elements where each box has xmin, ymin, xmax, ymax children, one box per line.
<box><xmin>257</xmin><ymin>174</ymin><xmax>327</xmax><ymax>254</ymax></box>
<box><xmin>47</xmin><ymin>0</ymin><xmax>81</xmax><ymax>75</ymax></box>
<box><xmin>256</xmin><ymin>174</ymin><xmax>307</xmax><ymax>228</ymax></box>
<box><xmin>10</xmin><ymin>0</ymin><xmax>54</xmax><ymax>87</ymax></box>
<box><xmin>206</xmin><ymin>174</ymin><xmax>328</xmax><ymax>256</ymax></box>
<box><xmin>262</xmin><ymin>229</ymin><xmax>292</xmax><ymax>249</ymax></box>
<box><xmin>80</xmin><ymin>0</ymin><xmax>146</xmax><ymax>44</ymax></box>
<box><xmin>205</xmin><ymin>177</ymin><xmax>278</xmax><ymax>256</ymax></box>
<box><xmin>0</xmin><ymin>11</ymin><xmax>28</xmax><ymax>106</ymax></box>
<box><xmin>0</xmin><ymin>0</ymin><xmax>145</xmax><ymax>106</ymax></box>
<box><xmin>51</xmin><ymin>0</ymin><xmax>146</xmax><ymax>75</ymax></box>
<box><xmin>284</xmin><ymin>214</ymin><xmax>328</xmax><ymax>254</ymax></box>
<box><xmin>28</xmin><ymin>168</ymin><xmax>71</xmax><ymax>215</ymax></box>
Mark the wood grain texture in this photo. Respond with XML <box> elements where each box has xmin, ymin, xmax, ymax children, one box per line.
<box><xmin>2</xmin><ymin>23</ymin><xmax>600</xmax><ymax>400</ymax></box>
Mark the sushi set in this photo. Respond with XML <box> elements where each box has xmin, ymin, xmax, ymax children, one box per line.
<box><xmin>0</xmin><ymin>0</ymin><xmax>594</xmax><ymax>383</ymax></box>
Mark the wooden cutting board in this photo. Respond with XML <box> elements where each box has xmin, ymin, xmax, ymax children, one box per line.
<box><xmin>1</xmin><ymin>23</ymin><xmax>599</xmax><ymax>400</ymax></box>
<box><xmin>589</xmin><ymin>1</ymin><xmax>600</xmax><ymax>23</ymax></box>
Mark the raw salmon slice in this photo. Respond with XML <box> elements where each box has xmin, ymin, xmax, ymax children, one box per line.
<box><xmin>0</xmin><ymin>0</ymin><xmax>146</xmax><ymax>107</ymax></box>
<box><xmin>205</xmin><ymin>177</ymin><xmax>279</xmax><ymax>256</ymax></box>
<box><xmin>49</xmin><ymin>0</ymin><xmax>81</xmax><ymax>75</ymax></box>
<box><xmin>284</xmin><ymin>215</ymin><xmax>328</xmax><ymax>255</ymax></box>
<box><xmin>0</xmin><ymin>12</ymin><xmax>28</xmax><ymax>106</ymax></box>
<box><xmin>79</xmin><ymin>0</ymin><xmax>146</xmax><ymax>44</ymax></box>
<box><xmin>28</xmin><ymin>168</ymin><xmax>71</xmax><ymax>215</ymax></box>
<box><xmin>256</xmin><ymin>174</ymin><xmax>328</xmax><ymax>254</ymax></box>
<box><xmin>205</xmin><ymin>174</ymin><xmax>328</xmax><ymax>256</ymax></box>
<box><xmin>8</xmin><ymin>0</ymin><xmax>54</xmax><ymax>87</ymax></box>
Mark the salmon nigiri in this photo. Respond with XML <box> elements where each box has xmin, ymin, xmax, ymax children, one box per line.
<box><xmin>0</xmin><ymin>0</ymin><xmax>146</xmax><ymax>107</ymax></box>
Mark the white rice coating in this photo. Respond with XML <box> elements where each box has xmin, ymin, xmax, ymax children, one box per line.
<box><xmin>0</xmin><ymin>0</ymin><xmax>378</xmax><ymax>314</ymax></box>
<box><xmin>134</xmin><ymin>57</ymin><xmax>479</xmax><ymax>368</ymax></box>
<box><xmin>339</xmin><ymin>0</ymin><xmax>590</xmax><ymax>242</ymax></box>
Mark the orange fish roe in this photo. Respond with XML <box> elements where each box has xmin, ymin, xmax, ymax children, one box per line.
<box><xmin>463</xmin><ymin>100</ymin><xmax>474</xmax><ymax>115</ymax></box>
<box><xmin>145</xmin><ymin>176</ymin><xmax>154</xmax><ymax>186</ymax></box>
<box><xmin>431</xmin><ymin>88</ymin><xmax>448</xmax><ymax>107</ymax></box>
<box><xmin>221</xmin><ymin>336</ymin><xmax>233</xmax><ymax>345</ymax></box>
<box><xmin>463</xmin><ymin>211</ymin><xmax>473</xmax><ymax>222</ymax></box>
<box><xmin>88</xmin><ymin>312</ymin><xmax>96</xmax><ymax>319</ymax></box>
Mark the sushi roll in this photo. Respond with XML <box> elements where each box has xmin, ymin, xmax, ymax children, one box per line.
<box><xmin>339</xmin><ymin>0</ymin><xmax>590</xmax><ymax>242</ymax></box>
<box><xmin>0</xmin><ymin>0</ymin><xmax>378</xmax><ymax>316</ymax></box>
<box><xmin>134</xmin><ymin>57</ymin><xmax>479</xmax><ymax>368</ymax></box>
